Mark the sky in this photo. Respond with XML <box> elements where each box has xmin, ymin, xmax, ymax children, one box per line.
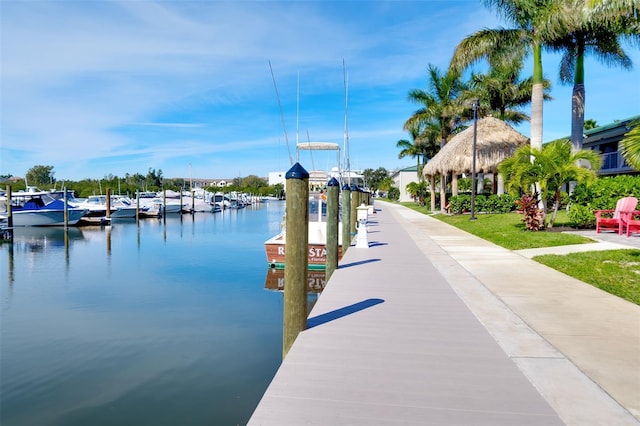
<box><xmin>2</xmin><ymin>0</ymin><xmax>639</xmax><ymax>183</ymax></box>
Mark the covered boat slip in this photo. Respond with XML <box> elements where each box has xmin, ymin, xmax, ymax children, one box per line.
<box><xmin>250</xmin><ymin>203</ymin><xmax>638</xmax><ymax>425</ymax></box>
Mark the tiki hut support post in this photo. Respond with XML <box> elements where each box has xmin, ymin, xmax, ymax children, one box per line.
<box><xmin>451</xmin><ymin>174</ymin><xmax>458</xmax><ymax>196</ymax></box>
<box><xmin>440</xmin><ymin>173</ymin><xmax>446</xmax><ymax>213</ymax></box>
<box><xmin>470</xmin><ymin>100</ymin><xmax>478</xmax><ymax>221</ymax></box>
<box><xmin>430</xmin><ymin>175</ymin><xmax>436</xmax><ymax>212</ymax></box>
<box><xmin>497</xmin><ymin>174</ymin><xmax>505</xmax><ymax>194</ymax></box>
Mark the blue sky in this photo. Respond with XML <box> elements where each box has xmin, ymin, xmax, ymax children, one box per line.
<box><xmin>2</xmin><ymin>1</ymin><xmax>639</xmax><ymax>182</ymax></box>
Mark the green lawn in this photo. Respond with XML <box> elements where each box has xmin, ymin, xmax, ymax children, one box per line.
<box><xmin>433</xmin><ymin>212</ymin><xmax>593</xmax><ymax>250</ymax></box>
<box><xmin>534</xmin><ymin>250</ymin><xmax>640</xmax><ymax>305</ymax></box>
<box><xmin>394</xmin><ymin>201</ymin><xmax>639</xmax><ymax>305</ymax></box>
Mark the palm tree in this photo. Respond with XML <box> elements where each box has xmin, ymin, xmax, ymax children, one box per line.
<box><xmin>468</xmin><ymin>58</ymin><xmax>552</xmax><ymax>125</ymax></box>
<box><xmin>451</xmin><ymin>0</ymin><xmax>571</xmax><ymax>152</ymax></box>
<box><xmin>404</xmin><ymin>64</ymin><xmax>469</xmax><ymax>211</ymax></box>
<box><xmin>396</xmin><ymin>123</ymin><xmax>439</xmax><ymax>176</ymax></box>
<box><xmin>498</xmin><ymin>139</ymin><xmax>602</xmax><ymax>227</ymax></box>
<box><xmin>583</xmin><ymin>118</ymin><xmax>598</xmax><ymax>130</ymax></box>
<box><xmin>548</xmin><ymin>1</ymin><xmax>637</xmax><ymax>151</ymax></box>
<box><xmin>620</xmin><ymin>120</ymin><xmax>640</xmax><ymax>170</ymax></box>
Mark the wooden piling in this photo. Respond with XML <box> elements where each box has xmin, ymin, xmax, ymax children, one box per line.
<box><xmin>350</xmin><ymin>186</ymin><xmax>358</xmax><ymax>238</ymax></box>
<box><xmin>106</xmin><ymin>188</ymin><xmax>112</xmax><ymax>219</ymax></box>
<box><xmin>283</xmin><ymin>162</ymin><xmax>309</xmax><ymax>359</ymax></box>
<box><xmin>5</xmin><ymin>185</ymin><xmax>13</xmax><ymax>242</ymax></box>
<box><xmin>341</xmin><ymin>184</ymin><xmax>351</xmax><ymax>253</ymax></box>
<box><xmin>6</xmin><ymin>185</ymin><xmax>13</xmax><ymax>228</ymax></box>
<box><xmin>325</xmin><ymin>178</ymin><xmax>339</xmax><ymax>281</ymax></box>
<box><xmin>163</xmin><ymin>189</ymin><xmax>167</xmax><ymax>221</ymax></box>
<box><xmin>63</xmin><ymin>187</ymin><xmax>69</xmax><ymax>229</ymax></box>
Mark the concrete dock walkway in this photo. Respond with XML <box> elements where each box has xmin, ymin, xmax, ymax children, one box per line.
<box><xmin>249</xmin><ymin>203</ymin><xmax>640</xmax><ymax>425</ymax></box>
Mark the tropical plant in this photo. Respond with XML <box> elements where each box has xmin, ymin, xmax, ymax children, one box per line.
<box><xmin>498</xmin><ymin>139</ymin><xmax>602</xmax><ymax>227</ymax></box>
<box><xmin>405</xmin><ymin>64</ymin><xmax>471</xmax><ymax>210</ymax></box>
<box><xmin>516</xmin><ymin>193</ymin><xmax>546</xmax><ymax>230</ymax></box>
<box><xmin>548</xmin><ymin>0</ymin><xmax>637</xmax><ymax>151</ymax></box>
<box><xmin>620</xmin><ymin>120</ymin><xmax>640</xmax><ymax>170</ymax></box>
<box><xmin>468</xmin><ymin>57</ymin><xmax>552</xmax><ymax>125</ymax></box>
<box><xmin>583</xmin><ymin>118</ymin><xmax>598</xmax><ymax>130</ymax></box>
<box><xmin>571</xmin><ymin>174</ymin><xmax>640</xmax><ymax>210</ymax></box>
<box><xmin>396</xmin><ymin>123</ymin><xmax>437</xmax><ymax>176</ymax></box>
<box><xmin>405</xmin><ymin>64</ymin><xmax>470</xmax><ymax>148</ymax></box>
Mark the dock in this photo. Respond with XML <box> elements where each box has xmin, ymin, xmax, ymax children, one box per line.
<box><xmin>248</xmin><ymin>203</ymin><xmax>640</xmax><ymax>425</ymax></box>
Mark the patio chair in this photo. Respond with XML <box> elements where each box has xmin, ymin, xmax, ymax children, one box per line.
<box><xmin>623</xmin><ymin>210</ymin><xmax>640</xmax><ymax>237</ymax></box>
<box><xmin>594</xmin><ymin>196</ymin><xmax>638</xmax><ymax>234</ymax></box>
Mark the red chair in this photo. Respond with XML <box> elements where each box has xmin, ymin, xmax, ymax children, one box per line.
<box><xmin>595</xmin><ymin>196</ymin><xmax>638</xmax><ymax>234</ymax></box>
<box><xmin>623</xmin><ymin>211</ymin><xmax>640</xmax><ymax>237</ymax></box>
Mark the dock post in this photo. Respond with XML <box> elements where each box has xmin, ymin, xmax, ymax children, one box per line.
<box><xmin>136</xmin><ymin>191</ymin><xmax>140</xmax><ymax>224</ymax></box>
<box><xmin>106</xmin><ymin>188</ymin><xmax>112</xmax><ymax>219</ymax></box>
<box><xmin>63</xmin><ymin>187</ymin><xmax>69</xmax><ymax>229</ymax></box>
<box><xmin>341</xmin><ymin>184</ymin><xmax>351</xmax><ymax>253</ymax></box>
<box><xmin>283</xmin><ymin>162</ymin><xmax>309</xmax><ymax>359</ymax></box>
<box><xmin>6</xmin><ymin>185</ymin><xmax>13</xmax><ymax>227</ymax></box>
<box><xmin>5</xmin><ymin>185</ymin><xmax>13</xmax><ymax>242</ymax></box>
<box><xmin>163</xmin><ymin>189</ymin><xmax>167</xmax><ymax>222</ymax></box>
<box><xmin>350</xmin><ymin>186</ymin><xmax>358</xmax><ymax>238</ymax></box>
<box><xmin>326</xmin><ymin>178</ymin><xmax>339</xmax><ymax>281</ymax></box>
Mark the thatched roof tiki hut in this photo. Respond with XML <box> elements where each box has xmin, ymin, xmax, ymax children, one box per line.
<box><xmin>422</xmin><ymin>116</ymin><xmax>529</xmax><ymax>212</ymax></box>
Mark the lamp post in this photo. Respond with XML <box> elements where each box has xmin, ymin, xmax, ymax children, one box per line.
<box><xmin>470</xmin><ymin>99</ymin><xmax>478</xmax><ymax>221</ymax></box>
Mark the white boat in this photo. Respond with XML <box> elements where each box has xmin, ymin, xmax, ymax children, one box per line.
<box><xmin>265</xmin><ymin>142</ymin><xmax>347</xmax><ymax>269</ymax></box>
<box><xmin>73</xmin><ymin>195</ymin><xmax>142</xmax><ymax>218</ymax></box>
<box><xmin>0</xmin><ymin>190</ymin><xmax>87</xmax><ymax>226</ymax></box>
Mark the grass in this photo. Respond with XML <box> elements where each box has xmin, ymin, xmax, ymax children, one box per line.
<box><xmin>534</xmin><ymin>250</ymin><xmax>640</xmax><ymax>305</ymax></box>
<box><xmin>433</xmin><ymin>212</ymin><xmax>593</xmax><ymax>250</ymax></box>
<box><xmin>394</xmin><ymin>200</ymin><xmax>639</xmax><ymax>305</ymax></box>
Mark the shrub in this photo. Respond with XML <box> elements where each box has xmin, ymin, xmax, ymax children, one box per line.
<box><xmin>568</xmin><ymin>204</ymin><xmax>596</xmax><ymax>228</ymax></box>
<box><xmin>387</xmin><ymin>187</ymin><xmax>400</xmax><ymax>201</ymax></box>
<box><xmin>448</xmin><ymin>194</ymin><xmax>471</xmax><ymax>214</ymax></box>
<box><xmin>515</xmin><ymin>194</ymin><xmax>545</xmax><ymax>231</ymax></box>
<box><xmin>571</xmin><ymin>175</ymin><xmax>640</xmax><ymax>210</ymax></box>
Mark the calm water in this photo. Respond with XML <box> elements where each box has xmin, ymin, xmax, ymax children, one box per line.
<box><xmin>1</xmin><ymin>201</ymin><xmax>292</xmax><ymax>426</ymax></box>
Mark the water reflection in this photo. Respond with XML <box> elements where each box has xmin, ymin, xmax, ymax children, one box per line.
<box><xmin>263</xmin><ymin>268</ymin><xmax>327</xmax><ymax>293</ymax></box>
<box><xmin>1</xmin><ymin>203</ymin><xmax>285</xmax><ymax>426</ymax></box>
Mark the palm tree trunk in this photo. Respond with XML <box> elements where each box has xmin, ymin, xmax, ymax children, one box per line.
<box><xmin>571</xmin><ymin>41</ymin><xmax>586</xmax><ymax>152</ymax></box>
<box><xmin>531</xmin><ymin>41</ymin><xmax>544</xmax><ymax>207</ymax></box>
<box><xmin>530</xmin><ymin>42</ymin><xmax>544</xmax><ymax>151</ymax></box>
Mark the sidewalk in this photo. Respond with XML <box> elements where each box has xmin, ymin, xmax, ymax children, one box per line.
<box><xmin>387</xmin><ymin>203</ymin><xmax>640</xmax><ymax>424</ymax></box>
<box><xmin>249</xmin><ymin>203</ymin><xmax>640</xmax><ymax>425</ymax></box>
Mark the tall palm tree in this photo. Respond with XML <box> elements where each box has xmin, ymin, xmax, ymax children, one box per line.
<box><xmin>468</xmin><ymin>57</ymin><xmax>553</xmax><ymax>125</ymax></box>
<box><xmin>451</xmin><ymin>0</ymin><xmax>571</xmax><ymax>152</ymax></box>
<box><xmin>549</xmin><ymin>0</ymin><xmax>637</xmax><ymax>151</ymax></box>
<box><xmin>404</xmin><ymin>64</ymin><xmax>469</xmax><ymax>210</ymax></box>
<box><xmin>397</xmin><ymin>124</ymin><xmax>424</xmax><ymax>175</ymax></box>
<box><xmin>498</xmin><ymin>139</ymin><xmax>602</xmax><ymax>226</ymax></box>
<box><xmin>404</xmin><ymin>64</ymin><xmax>470</xmax><ymax>148</ymax></box>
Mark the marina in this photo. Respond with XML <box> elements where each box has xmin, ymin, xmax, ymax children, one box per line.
<box><xmin>1</xmin><ymin>201</ymin><xmax>289</xmax><ymax>426</ymax></box>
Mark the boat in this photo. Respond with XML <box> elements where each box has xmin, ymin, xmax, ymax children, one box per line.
<box><xmin>264</xmin><ymin>157</ymin><xmax>344</xmax><ymax>270</ymax></box>
<box><xmin>0</xmin><ymin>190</ymin><xmax>87</xmax><ymax>226</ymax></box>
<box><xmin>73</xmin><ymin>195</ymin><xmax>146</xmax><ymax>218</ymax></box>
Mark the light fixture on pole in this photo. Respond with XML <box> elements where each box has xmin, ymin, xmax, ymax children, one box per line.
<box><xmin>470</xmin><ymin>99</ymin><xmax>478</xmax><ymax>221</ymax></box>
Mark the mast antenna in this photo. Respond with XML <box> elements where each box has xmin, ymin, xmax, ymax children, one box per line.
<box><xmin>269</xmin><ymin>60</ymin><xmax>294</xmax><ymax>165</ymax></box>
<box><xmin>343</xmin><ymin>59</ymin><xmax>351</xmax><ymax>186</ymax></box>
